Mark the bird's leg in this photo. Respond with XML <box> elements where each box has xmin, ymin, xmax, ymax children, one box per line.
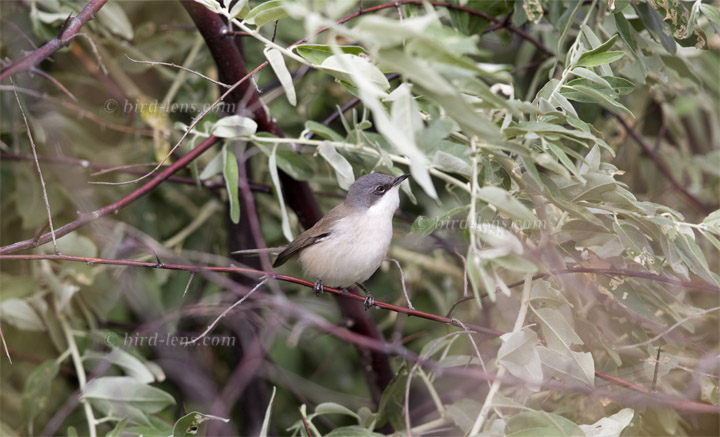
<box><xmin>355</xmin><ymin>282</ymin><xmax>374</xmax><ymax>310</ymax></box>
<box><xmin>313</xmin><ymin>279</ymin><xmax>324</xmax><ymax>296</ymax></box>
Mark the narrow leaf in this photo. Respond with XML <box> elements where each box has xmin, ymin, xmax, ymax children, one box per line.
<box><xmin>264</xmin><ymin>47</ymin><xmax>296</xmax><ymax>106</ymax></box>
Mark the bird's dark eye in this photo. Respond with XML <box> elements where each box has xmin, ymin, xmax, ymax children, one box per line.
<box><xmin>374</xmin><ymin>185</ymin><xmax>386</xmax><ymax>194</ymax></box>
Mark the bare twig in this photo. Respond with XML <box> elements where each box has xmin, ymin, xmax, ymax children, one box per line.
<box><xmin>124</xmin><ymin>54</ymin><xmax>231</xmax><ymax>88</ymax></box>
<box><xmin>186</xmin><ymin>278</ymin><xmax>267</xmax><ymax>345</ymax></box>
<box><xmin>30</xmin><ymin>68</ymin><xmax>77</xmax><ymax>101</ymax></box>
<box><xmin>182</xmin><ymin>271</ymin><xmax>196</xmax><ymax>297</ymax></box>
<box><xmin>617</xmin><ymin>306</ymin><xmax>720</xmax><ymax>350</ymax></box>
<box><xmin>652</xmin><ymin>345</ymin><xmax>663</xmax><ymax>392</ymax></box>
<box><xmin>389</xmin><ymin>258</ymin><xmax>414</xmax><ymax>309</ymax></box>
<box><xmin>11</xmin><ymin>81</ymin><xmax>59</xmax><ymax>254</ymax></box>
<box><xmin>0</xmin><ymin>326</ymin><xmax>11</xmax><ymax>364</ymax></box>
<box><xmin>0</xmin><ymin>0</ymin><xmax>110</xmax><ymax>81</ymax></box>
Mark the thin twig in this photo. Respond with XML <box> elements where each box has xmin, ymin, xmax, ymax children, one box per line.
<box><xmin>11</xmin><ymin>81</ymin><xmax>59</xmax><ymax>254</ymax></box>
<box><xmin>124</xmin><ymin>54</ymin><xmax>231</xmax><ymax>88</ymax></box>
<box><xmin>652</xmin><ymin>345</ymin><xmax>663</xmax><ymax>392</ymax></box>
<box><xmin>182</xmin><ymin>271</ymin><xmax>196</xmax><ymax>297</ymax></box>
<box><xmin>389</xmin><ymin>258</ymin><xmax>414</xmax><ymax>309</ymax></box>
<box><xmin>617</xmin><ymin>306</ymin><xmax>720</xmax><ymax>350</ymax></box>
<box><xmin>186</xmin><ymin>277</ymin><xmax>267</xmax><ymax>345</ymax></box>
<box><xmin>30</xmin><ymin>68</ymin><xmax>77</xmax><ymax>101</ymax></box>
<box><xmin>0</xmin><ymin>326</ymin><xmax>11</xmax><ymax>364</ymax></box>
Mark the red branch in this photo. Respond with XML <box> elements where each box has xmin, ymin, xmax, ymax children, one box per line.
<box><xmin>0</xmin><ymin>136</ymin><xmax>221</xmax><ymax>254</ymax></box>
<box><xmin>2</xmin><ymin>253</ymin><xmax>720</xmax><ymax>416</ymax></box>
<box><xmin>0</xmin><ymin>0</ymin><xmax>110</xmax><ymax>82</ymax></box>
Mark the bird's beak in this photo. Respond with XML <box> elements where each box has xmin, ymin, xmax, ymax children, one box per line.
<box><xmin>392</xmin><ymin>173</ymin><xmax>410</xmax><ymax>187</ymax></box>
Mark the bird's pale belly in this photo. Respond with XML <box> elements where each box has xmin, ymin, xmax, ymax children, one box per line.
<box><xmin>298</xmin><ymin>213</ymin><xmax>393</xmax><ymax>288</ymax></box>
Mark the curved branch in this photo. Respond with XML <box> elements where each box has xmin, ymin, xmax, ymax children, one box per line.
<box><xmin>0</xmin><ymin>0</ymin><xmax>109</xmax><ymax>82</ymax></box>
<box><xmin>0</xmin><ymin>136</ymin><xmax>221</xmax><ymax>254</ymax></box>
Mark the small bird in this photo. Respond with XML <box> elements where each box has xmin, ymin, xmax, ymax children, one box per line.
<box><xmin>273</xmin><ymin>173</ymin><xmax>410</xmax><ymax>309</ymax></box>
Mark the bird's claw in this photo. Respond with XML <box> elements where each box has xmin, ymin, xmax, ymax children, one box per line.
<box><xmin>313</xmin><ymin>279</ymin><xmax>324</xmax><ymax>296</ymax></box>
<box><xmin>363</xmin><ymin>293</ymin><xmax>375</xmax><ymax>311</ymax></box>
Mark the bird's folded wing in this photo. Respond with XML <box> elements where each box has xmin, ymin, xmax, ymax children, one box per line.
<box><xmin>272</xmin><ymin>229</ymin><xmax>330</xmax><ymax>267</ymax></box>
<box><xmin>272</xmin><ymin>205</ymin><xmax>346</xmax><ymax>268</ymax></box>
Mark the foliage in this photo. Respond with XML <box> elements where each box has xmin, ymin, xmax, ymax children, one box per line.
<box><xmin>1</xmin><ymin>0</ymin><xmax>718</xmax><ymax>436</ymax></box>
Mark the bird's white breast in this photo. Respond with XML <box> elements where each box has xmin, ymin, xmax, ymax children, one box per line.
<box><xmin>298</xmin><ymin>189</ymin><xmax>400</xmax><ymax>288</ymax></box>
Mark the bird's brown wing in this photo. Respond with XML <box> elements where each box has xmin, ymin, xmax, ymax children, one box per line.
<box><xmin>272</xmin><ymin>206</ymin><xmax>344</xmax><ymax>268</ymax></box>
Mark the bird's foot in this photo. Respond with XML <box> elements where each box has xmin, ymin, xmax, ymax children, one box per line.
<box><xmin>313</xmin><ymin>279</ymin><xmax>324</xmax><ymax>296</ymax></box>
<box><xmin>355</xmin><ymin>283</ymin><xmax>374</xmax><ymax>310</ymax></box>
<box><xmin>363</xmin><ymin>293</ymin><xmax>375</xmax><ymax>311</ymax></box>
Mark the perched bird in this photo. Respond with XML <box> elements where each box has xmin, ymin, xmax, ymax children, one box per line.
<box><xmin>273</xmin><ymin>173</ymin><xmax>410</xmax><ymax>309</ymax></box>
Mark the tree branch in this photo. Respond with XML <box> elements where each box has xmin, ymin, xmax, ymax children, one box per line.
<box><xmin>0</xmin><ymin>0</ymin><xmax>109</xmax><ymax>82</ymax></box>
<box><xmin>0</xmin><ymin>136</ymin><xmax>221</xmax><ymax>254</ymax></box>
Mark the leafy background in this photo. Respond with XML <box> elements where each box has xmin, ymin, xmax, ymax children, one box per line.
<box><xmin>0</xmin><ymin>0</ymin><xmax>719</xmax><ymax>436</ymax></box>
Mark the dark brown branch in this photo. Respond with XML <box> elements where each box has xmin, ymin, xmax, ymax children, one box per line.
<box><xmin>0</xmin><ymin>136</ymin><xmax>221</xmax><ymax>254</ymax></box>
<box><xmin>616</xmin><ymin>116</ymin><xmax>714</xmax><ymax>214</ymax></box>
<box><xmin>0</xmin><ymin>0</ymin><xmax>109</xmax><ymax>82</ymax></box>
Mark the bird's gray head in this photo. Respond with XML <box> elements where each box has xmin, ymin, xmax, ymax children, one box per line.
<box><xmin>345</xmin><ymin>173</ymin><xmax>409</xmax><ymax>211</ymax></box>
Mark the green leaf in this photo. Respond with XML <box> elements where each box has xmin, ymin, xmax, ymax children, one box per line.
<box><xmin>259</xmin><ymin>386</ymin><xmax>276</xmax><ymax>437</ymax></box>
<box><xmin>579</xmin><ymin>33</ymin><xmax>619</xmax><ymax>57</ymax></box>
<box><xmin>264</xmin><ymin>48</ymin><xmax>296</xmax><ymax>106</ymax></box>
<box><xmin>474</xmin><ymin>186</ymin><xmax>538</xmax><ymax>223</ymax></box>
<box><xmin>96</xmin><ymin>2</ymin><xmax>134</xmax><ymax>40</ymax></box>
<box><xmin>701</xmin><ymin>3</ymin><xmax>720</xmax><ymax>27</ymax></box>
<box><xmin>562</xmin><ymin>83</ymin><xmax>633</xmax><ymax>117</ymax></box>
<box><xmin>211</xmin><ymin>115</ymin><xmax>257</xmax><ymax>138</ymax></box>
<box><xmin>505</xmin><ymin>411</ymin><xmax>584</xmax><ymax>436</ymax></box>
<box><xmin>107</xmin><ymin>418</ymin><xmax>129</xmax><ymax>437</ymax></box>
<box><xmin>82</xmin><ymin>377</ymin><xmax>175</xmax><ymax>425</ymax></box>
<box><xmin>85</xmin><ymin>348</ymin><xmax>155</xmax><ymax>384</ymax></box>
<box><xmin>446</xmin><ymin>399</ymin><xmax>482</xmax><ymax>435</ymax></box>
<box><xmin>498</xmin><ymin>329</ymin><xmax>543</xmax><ymax>391</ymax></box>
<box><xmin>223</xmin><ymin>146</ymin><xmax>240</xmax><ymax>224</ymax></box>
<box><xmin>267</xmin><ymin>143</ymin><xmax>294</xmax><ymax>242</ymax></box>
<box><xmin>305</xmin><ymin>120</ymin><xmax>344</xmax><ymax>142</ymax></box>
<box><xmin>320</xmin><ymin>54</ymin><xmax>390</xmax><ymax>91</ymax></box>
<box><xmin>318</xmin><ymin>141</ymin><xmax>355</xmax><ymax>190</ymax></box>
<box><xmin>295</xmin><ymin>44</ymin><xmax>367</xmax><ymax>65</ymax></box>
<box><xmin>228</xmin><ymin>0</ymin><xmax>249</xmax><ymax>19</ymax></box>
<box><xmin>579</xmin><ymin>408</ymin><xmax>634</xmax><ymax>437</ymax></box>
<box><xmin>22</xmin><ymin>360</ymin><xmax>59</xmax><ymax>424</ymax></box>
<box><xmin>635</xmin><ymin>2</ymin><xmax>677</xmax><ymax>54</ymax></box>
<box><xmin>172</xmin><ymin>412</ymin><xmax>229</xmax><ymax>437</ymax></box>
<box><xmin>575</xmin><ymin>51</ymin><xmax>625</xmax><ymax>68</ymax></box>
<box><xmin>0</xmin><ymin>298</ymin><xmax>45</xmax><ymax>331</ymax></box>
<box><xmin>377</xmin><ymin>364</ymin><xmax>409</xmax><ymax>430</ymax></box>
<box><xmin>325</xmin><ymin>426</ymin><xmax>384</xmax><ymax>437</ymax></box>
<box><xmin>245</xmin><ymin>0</ymin><xmax>287</xmax><ymax>27</ymax></box>
<box><xmin>314</xmin><ymin>403</ymin><xmax>361</xmax><ymax>422</ymax></box>
<box><xmin>702</xmin><ymin>210</ymin><xmax>720</xmax><ymax>234</ymax></box>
